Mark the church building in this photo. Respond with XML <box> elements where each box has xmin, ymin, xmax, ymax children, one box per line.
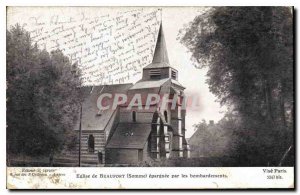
<box><xmin>60</xmin><ymin>23</ymin><xmax>190</xmax><ymax>166</ymax></box>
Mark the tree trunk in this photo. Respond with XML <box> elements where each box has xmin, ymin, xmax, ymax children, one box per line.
<box><xmin>280</xmin><ymin>81</ymin><xmax>287</xmax><ymax>128</ymax></box>
<box><xmin>264</xmin><ymin>79</ymin><xmax>274</xmax><ymax>124</ymax></box>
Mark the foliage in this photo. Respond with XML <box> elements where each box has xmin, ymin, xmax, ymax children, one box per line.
<box><xmin>190</xmin><ymin>115</ymin><xmax>239</xmax><ymax>158</ymax></box>
<box><xmin>7</xmin><ymin>24</ymin><xmax>82</xmax><ymax>156</ymax></box>
<box><xmin>180</xmin><ymin>7</ymin><xmax>293</xmax><ymax>166</ymax></box>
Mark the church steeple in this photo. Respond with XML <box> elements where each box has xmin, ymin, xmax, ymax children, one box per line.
<box><xmin>152</xmin><ymin>23</ymin><xmax>169</xmax><ymax>64</ymax></box>
<box><xmin>144</xmin><ymin>23</ymin><xmax>171</xmax><ymax>69</ymax></box>
<box><xmin>141</xmin><ymin>22</ymin><xmax>179</xmax><ymax>82</ymax></box>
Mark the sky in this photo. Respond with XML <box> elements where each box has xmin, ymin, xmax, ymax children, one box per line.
<box><xmin>7</xmin><ymin>7</ymin><xmax>226</xmax><ymax>138</ymax></box>
<box><xmin>159</xmin><ymin>8</ymin><xmax>226</xmax><ymax>137</ymax></box>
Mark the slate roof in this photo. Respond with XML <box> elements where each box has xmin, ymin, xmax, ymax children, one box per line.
<box><xmin>106</xmin><ymin>123</ymin><xmax>152</xmax><ymax>149</ymax></box>
<box><xmin>129</xmin><ymin>78</ymin><xmax>170</xmax><ymax>90</ymax></box>
<box><xmin>129</xmin><ymin>78</ymin><xmax>184</xmax><ymax>90</ymax></box>
<box><xmin>143</xmin><ymin>62</ymin><xmax>170</xmax><ymax>69</ymax></box>
<box><xmin>171</xmin><ymin>79</ymin><xmax>185</xmax><ymax>89</ymax></box>
<box><xmin>74</xmin><ymin>84</ymin><xmax>133</xmax><ymax>131</ymax></box>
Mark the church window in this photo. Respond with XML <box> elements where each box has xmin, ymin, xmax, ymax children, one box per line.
<box><xmin>164</xmin><ymin>110</ymin><xmax>168</xmax><ymax>123</ymax></box>
<box><xmin>132</xmin><ymin>111</ymin><xmax>136</xmax><ymax>122</ymax></box>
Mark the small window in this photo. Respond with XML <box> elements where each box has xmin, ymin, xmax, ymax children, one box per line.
<box><xmin>150</xmin><ymin>69</ymin><xmax>161</xmax><ymax>79</ymax></box>
<box><xmin>132</xmin><ymin>111</ymin><xmax>136</xmax><ymax>122</ymax></box>
<box><xmin>164</xmin><ymin>110</ymin><xmax>168</xmax><ymax>123</ymax></box>
<box><xmin>171</xmin><ymin>70</ymin><xmax>177</xmax><ymax>80</ymax></box>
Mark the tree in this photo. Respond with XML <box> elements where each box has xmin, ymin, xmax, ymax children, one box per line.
<box><xmin>190</xmin><ymin>116</ymin><xmax>238</xmax><ymax>159</ymax></box>
<box><xmin>180</xmin><ymin>7</ymin><xmax>293</xmax><ymax>166</ymax></box>
<box><xmin>7</xmin><ymin>24</ymin><xmax>82</xmax><ymax>156</ymax></box>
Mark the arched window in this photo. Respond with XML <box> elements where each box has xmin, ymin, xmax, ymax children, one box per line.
<box><xmin>132</xmin><ymin>111</ymin><xmax>136</xmax><ymax>122</ymax></box>
<box><xmin>164</xmin><ymin>110</ymin><xmax>168</xmax><ymax>123</ymax></box>
<box><xmin>88</xmin><ymin>134</ymin><xmax>95</xmax><ymax>153</ymax></box>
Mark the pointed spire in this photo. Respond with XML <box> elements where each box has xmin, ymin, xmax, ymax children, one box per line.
<box><xmin>143</xmin><ymin>18</ymin><xmax>173</xmax><ymax>70</ymax></box>
<box><xmin>152</xmin><ymin>22</ymin><xmax>169</xmax><ymax>64</ymax></box>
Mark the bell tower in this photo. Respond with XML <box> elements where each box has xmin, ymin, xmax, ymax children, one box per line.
<box><xmin>140</xmin><ymin>22</ymin><xmax>188</xmax><ymax>159</ymax></box>
<box><xmin>141</xmin><ymin>23</ymin><xmax>179</xmax><ymax>82</ymax></box>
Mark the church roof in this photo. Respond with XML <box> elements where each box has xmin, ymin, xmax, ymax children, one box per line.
<box><xmin>106</xmin><ymin>123</ymin><xmax>152</xmax><ymax>149</ymax></box>
<box><xmin>144</xmin><ymin>23</ymin><xmax>171</xmax><ymax>69</ymax></box>
<box><xmin>129</xmin><ymin>78</ymin><xmax>170</xmax><ymax>90</ymax></box>
<box><xmin>74</xmin><ymin>83</ymin><xmax>133</xmax><ymax>131</ymax></box>
<box><xmin>129</xmin><ymin>78</ymin><xmax>184</xmax><ymax>90</ymax></box>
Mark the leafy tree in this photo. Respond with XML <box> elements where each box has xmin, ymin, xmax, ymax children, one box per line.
<box><xmin>7</xmin><ymin>24</ymin><xmax>82</xmax><ymax>156</ymax></box>
<box><xmin>190</xmin><ymin>116</ymin><xmax>238</xmax><ymax>159</ymax></box>
<box><xmin>180</xmin><ymin>7</ymin><xmax>293</xmax><ymax>166</ymax></box>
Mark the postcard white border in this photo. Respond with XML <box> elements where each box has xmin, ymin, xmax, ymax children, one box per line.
<box><xmin>2</xmin><ymin>0</ymin><xmax>297</xmax><ymax>193</ymax></box>
<box><xmin>7</xmin><ymin>167</ymin><xmax>294</xmax><ymax>189</ymax></box>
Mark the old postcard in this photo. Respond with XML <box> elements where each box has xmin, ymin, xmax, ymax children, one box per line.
<box><xmin>6</xmin><ymin>6</ymin><xmax>294</xmax><ymax>189</ymax></box>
